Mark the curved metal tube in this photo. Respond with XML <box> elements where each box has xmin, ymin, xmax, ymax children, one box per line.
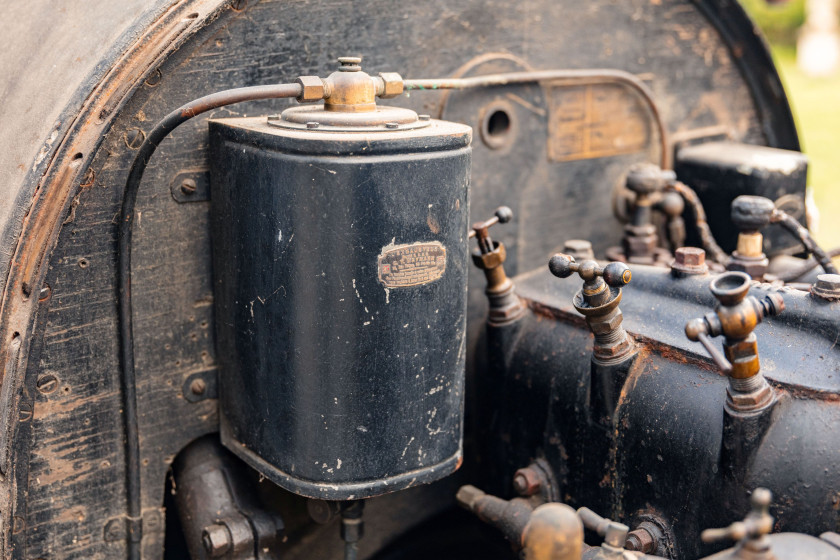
<box><xmin>117</xmin><ymin>82</ymin><xmax>301</xmax><ymax>560</ymax></box>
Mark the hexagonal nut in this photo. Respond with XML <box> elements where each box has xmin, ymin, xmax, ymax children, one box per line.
<box><xmin>377</xmin><ymin>72</ymin><xmax>404</xmax><ymax>99</ymax></box>
<box><xmin>594</xmin><ymin>336</ymin><xmax>635</xmax><ymax>363</ymax></box>
<box><xmin>513</xmin><ymin>467</ymin><xmax>542</xmax><ymax>496</ymax></box>
<box><xmin>726</xmin><ymin>382</ymin><xmax>774</xmax><ymax>412</ymax></box>
<box><xmin>296</xmin><ymin>76</ymin><xmax>326</xmax><ymax>102</ymax></box>
<box><xmin>812</xmin><ymin>273</ymin><xmax>840</xmax><ymax>301</ymax></box>
<box><xmin>471</xmin><ymin>247</ymin><xmax>505</xmax><ymax>270</ymax></box>
<box><xmin>587</xmin><ymin>309</ymin><xmax>623</xmax><ymax>335</ymax></box>
<box><xmin>728</xmin><ymin>255</ymin><xmax>769</xmax><ymax>279</ymax></box>
<box><xmin>675</xmin><ymin>247</ymin><xmax>705</xmax><ymax>267</ymax></box>
<box><xmin>202</xmin><ymin>524</ymin><xmax>232</xmax><ymax>557</ymax></box>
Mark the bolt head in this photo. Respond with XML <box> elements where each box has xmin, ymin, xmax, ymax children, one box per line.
<box><xmin>189</xmin><ymin>378</ymin><xmax>207</xmax><ymax>396</ymax></box>
<box><xmin>816</xmin><ymin>274</ymin><xmax>840</xmax><ymax>292</ymax></box>
<box><xmin>672</xmin><ymin>247</ymin><xmax>709</xmax><ymax>277</ymax></box>
<box><xmin>180</xmin><ymin>179</ymin><xmax>197</xmax><ymax>195</ymax></box>
<box><xmin>202</xmin><ymin>524</ymin><xmax>231</xmax><ymax>557</ymax></box>
<box><xmin>812</xmin><ymin>274</ymin><xmax>840</xmax><ymax>301</ymax></box>
<box><xmin>675</xmin><ymin>247</ymin><xmax>705</xmax><ymax>267</ymax></box>
<box><xmin>563</xmin><ymin>239</ymin><xmax>594</xmax><ymax>260</ymax></box>
<box><xmin>512</xmin><ymin>467</ymin><xmax>542</xmax><ymax>496</ymax></box>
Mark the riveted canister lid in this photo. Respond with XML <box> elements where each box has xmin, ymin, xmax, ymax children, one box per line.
<box><xmin>268</xmin><ymin>105</ymin><xmax>431</xmax><ymax>132</ymax></box>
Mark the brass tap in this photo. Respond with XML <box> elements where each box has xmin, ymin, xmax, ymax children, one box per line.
<box><xmin>548</xmin><ymin>254</ymin><xmax>635</xmax><ymax>365</ymax></box>
<box><xmin>685</xmin><ymin>271</ymin><xmax>784</xmax><ymax>412</ymax></box>
<box><xmin>469</xmin><ymin>206</ymin><xmax>526</xmax><ymax>325</ymax></box>
<box><xmin>701</xmin><ymin>488</ymin><xmax>775</xmax><ymax>560</ymax></box>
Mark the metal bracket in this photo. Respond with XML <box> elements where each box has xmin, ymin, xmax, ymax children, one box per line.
<box><xmin>182</xmin><ymin>369</ymin><xmax>218</xmax><ymax>403</ymax></box>
<box><xmin>170</xmin><ymin>169</ymin><xmax>210</xmax><ymax>203</ymax></box>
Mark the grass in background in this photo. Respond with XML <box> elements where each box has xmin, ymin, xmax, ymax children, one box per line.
<box><xmin>740</xmin><ymin>0</ymin><xmax>840</xmax><ymax>248</ymax></box>
<box><xmin>740</xmin><ymin>0</ymin><xmax>805</xmax><ymax>44</ymax></box>
<box><xmin>770</xmin><ymin>46</ymin><xmax>840</xmax><ymax>248</ymax></box>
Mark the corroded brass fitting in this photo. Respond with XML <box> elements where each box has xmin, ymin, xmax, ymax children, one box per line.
<box><xmin>295</xmin><ymin>57</ymin><xmax>404</xmax><ymax>109</ymax></box>
<box><xmin>469</xmin><ymin>206</ymin><xmax>526</xmax><ymax>325</ymax></box>
<box><xmin>685</xmin><ymin>272</ymin><xmax>784</xmax><ymax>412</ymax></box>
<box><xmin>277</xmin><ymin>57</ymin><xmax>417</xmax><ymax>132</ymax></box>
<box><xmin>456</xmin><ymin>485</ymin><xmax>584</xmax><ymax>560</ymax></box>
<box><xmin>522</xmin><ymin>504</ymin><xmax>584</xmax><ymax>560</ymax></box>
<box><xmin>548</xmin><ymin>255</ymin><xmax>635</xmax><ymax>365</ymax></box>
<box><xmin>701</xmin><ymin>488</ymin><xmax>775</xmax><ymax>560</ymax></box>
<box><xmin>607</xmin><ymin>163</ymin><xmax>676</xmax><ymax>266</ymax></box>
<box><xmin>727</xmin><ymin>196</ymin><xmax>774</xmax><ymax>279</ymax></box>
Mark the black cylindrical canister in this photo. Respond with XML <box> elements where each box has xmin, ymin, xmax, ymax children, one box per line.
<box><xmin>209</xmin><ymin>109</ymin><xmax>471</xmax><ymax>500</ymax></box>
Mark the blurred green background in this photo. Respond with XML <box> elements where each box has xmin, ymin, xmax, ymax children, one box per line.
<box><xmin>739</xmin><ymin>0</ymin><xmax>840</xmax><ymax>248</ymax></box>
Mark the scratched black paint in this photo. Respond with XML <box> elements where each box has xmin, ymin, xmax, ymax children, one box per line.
<box><xmin>209</xmin><ymin>117</ymin><xmax>471</xmax><ymax>499</ymax></box>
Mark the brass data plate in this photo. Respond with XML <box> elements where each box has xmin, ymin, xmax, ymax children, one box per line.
<box><xmin>547</xmin><ymin>81</ymin><xmax>651</xmax><ymax>162</ymax></box>
<box><xmin>378</xmin><ymin>241</ymin><xmax>447</xmax><ymax>288</ymax></box>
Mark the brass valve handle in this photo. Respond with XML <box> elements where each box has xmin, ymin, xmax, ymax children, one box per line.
<box><xmin>685</xmin><ymin>317</ymin><xmax>732</xmax><ymax>375</ymax></box>
<box><xmin>469</xmin><ymin>206</ymin><xmax>513</xmax><ymax>254</ymax></box>
<box><xmin>548</xmin><ymin>255</ymin><xmax>632</xmax><ymax>288</ymax></box>
<box><xmin>701</xmin><ymin>488</ymin><xmax>774</xmax><ymax>544</ymax></box>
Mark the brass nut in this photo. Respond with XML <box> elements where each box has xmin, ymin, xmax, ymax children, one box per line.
<box><xmin>588</xmin><ymin>310</ymin><xmax>623</xmax><ymax>335</ymax></box>
<box><xmin>513</xmin><ymin>467</ymin><xmax>542</xmax><ymax>496</ymax></box>
<box><xmin>728</xmin><ymin>253</ymin><xmax>769</xmax><ymax>279</ymax></box>
<box><xmin>377</xmin><ymin>72</ymin><xmax>404</xmax><ymax>99</ymax></box>
<box><xmin>726</xmin><ymin>382</ymin><xmax>775</xmax><ymax>412</ymax></box>
<box><xmin>594</xmin><ymin>336</ymin><xmax>635</xmax><ymax>361</ymax></box>
<box><xmin>471</xmin><ymin>248</ymin><xmax>505</xmax><ymax>270</ymax></box>
<box><xmin>296</xmin><ymin>76</ymin><xmax>326</xmax><ymax>102</ymax></box>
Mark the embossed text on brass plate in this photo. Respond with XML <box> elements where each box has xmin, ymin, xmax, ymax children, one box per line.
<box><xmin>547</xmin><ymin>81</ymin><xmax>651</xmax><ymax>162</ymax></box>
<box><xmin>378</xmin><ymin>241</ymin><xmax>446</xmax><ymax>288</ymax></box>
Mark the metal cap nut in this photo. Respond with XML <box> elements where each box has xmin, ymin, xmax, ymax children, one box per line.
<box><xmin>672</xmin><ymin>247</ymin><xmax>708</xmax><ymax>276</ymax></box>
<box><xmin>202</xmin><ymin>524</ymin><xmax>232</xmax><ymax>557</ymax></box>
<box><xmin>513</xmin><ymin>467</ymin><xmax>542</xmax><ymax>496</ymax></box>
<box><xmin>296</xmin><ymin>76</ymin><xmax>326</xmax><ymax>102</ymax></box>
<box><xmin>813</xmin><ymin>273</ymin><xmax>840</xmax><ymax>301</ymax></box>
<box><xmin>377</xmin><ymin>72</ymin><xmax>404</xmax><ymax>99</ymax></box>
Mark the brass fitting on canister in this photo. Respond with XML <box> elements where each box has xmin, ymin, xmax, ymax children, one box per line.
<box><xmin>685</xmin><ymin>271</ymin><xmax>784</xmax><ymax>413</ymax></box>
<box><xmin>295</xmin><ymin>56</ymin><xmax>404</xmax><ymax>108</ymax></box>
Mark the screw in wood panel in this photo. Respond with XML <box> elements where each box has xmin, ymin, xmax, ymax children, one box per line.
<box><xmin>36</xmin><ymin>374</ymin><xmax>58</xmax><ymax>394</ymax></box>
